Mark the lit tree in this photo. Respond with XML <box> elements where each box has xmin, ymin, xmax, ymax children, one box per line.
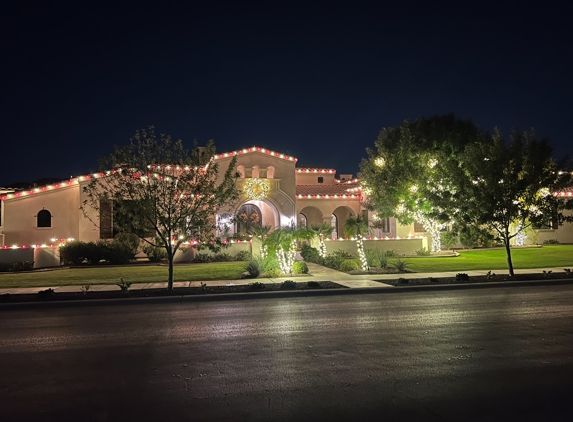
<box><xmin>360</xmin><ymin>115</ymin><xmax>483</xmax><ymax>252</ymax></box>
<box><xmin>81</xmin><ymin>127</ymin><xmax>239</xmax><ymax>291</ymax></box>
<box><xmin>344</xmin><ymin>215</ymin><xmax>369</xmax><ymax>271</ymax></box>
<box><xmin>456</xmin><ymin>128</ymin><xmax>573</xmax><ymax>276</ymax></box>
<box><xmin>248</xmin><ymin>224</ymin><xmax>272</xmax><ymax>259</ymax></box>
<box><xmin>266</xmin><ymin>224</ymin><xmax>314</xmax><ymax>275</ymax></box>
<box><xmin>310</xmin><ymin>222</ymin><xmax>334</xmax><ymax>258</ymax></box>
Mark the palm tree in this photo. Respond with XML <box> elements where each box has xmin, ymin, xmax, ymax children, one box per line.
<box><xmin>248</xmin><ymin>224</ymin><xmax>272</xmax><ymax>259</ymax></box>
<box><xmin>310</xmin><ymin>222</ymin><xmax>334</xmax><ymax>258</ymax></box>
<box><xmin>344</xmin><ymin>215</ymin><xmax>370</xmax><ymax>271</ymax></box>
<box><xmin>266</xmin><ymin>224</ymin><xmax>314</xmax><ymax>275</ymax></box>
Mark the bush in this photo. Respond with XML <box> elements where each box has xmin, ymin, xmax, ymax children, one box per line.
<box><xmin>244</xmin><ymin>258</ymin><xmax>264</xmax><ymax>278</ymax></box>
<box><xmin>113</xmin><ymin>232</ymin><xmax>140</xmax><ymax>255</ymax></box>
<box><xmin>212</xmin><ymin>253</ymin><xmax>233</xmax><ymax>262</ymax></box>
<box><xmin>306</xmin><ymin>281</ymin><xmax>321</xmax><ymax>289</ymax></box>
<box><xmin>384</xmin><ymin>249</ymin><xmax>397</xmax><ymax>257</ymax></box>
<box><xmin>324</xmin><ymin>254</ymin><xmax>344</xmax><ymax>270</ymax></box>
<box><xmin>365</xmin><ymin>249</ymin><xmax>388</xmax><ymax>268</ymax></box>
<box><xmin>390</xmin><ymin>258</ymin><xmax>410</xmax><ymax>273</ymax></box>
<box><xmin>2</xmin><ymin>261</ymin><xmax>35</xmax><ymax>272</ymax></box>
<box><xmin>142</xmin><ymin>244</ymin><xmax>168</xmax><ymax>262</ymax></box>
<box><xmin>37</xmin><ymin>288</ymin><xmax>55</xmax><ymax>300</ymax></box>
<box><xmin>428</xmin><ymin>277</ymin><xmax>438</xmax><ymax>283</ymax></box>
<box><xmin>280</xmin><ymin>280</ymin><xmax>297</xmax><ymax>290</ymax></box>
<box><xmin>441</xmin><ymin>231</ymin><xmax>458</xmax><ymax>249</ymax></box>
<box><xmin>339</xmin><ymin>259</ymin><xmax>359</xmax><ymax>271</ymax></box>
<box><xmin>543</xmin><ymin>239</ymin><xmax>560</xmax><ymax>245</ymax></box>
<box><xmin>415</xmin><ymin>247</ymin><xmax>430</xmax><ymax>256</ymax></box>
<box><xmin>455</xmin><ymin>273</ymin><xmax>470</xmax><ymax>281</ymax></box>
<box><xmin>249</xmin><ymin>281</ymin><xmax>266</xmax><ymax>291</ymax></box>
<box><xmin>300</xmin><ymin>244</ymin><xmax>322</xmax><ymax>263</ymax></box>
<box><xmin>84</xmin><ymin>241</ymin><xmax>107</xmax><ymax>265</ymax></box>
<box><xmin>261</xmin><ymin>268</ymin><xmax>281</xmax><ymax>278</ymax></box>
<box><xmin>59</xmin><ymin>240</ymin><xmax>88</xmax><ymax>265</ymax></box>
<box><xmin>193</xmin><ymin>253</ymin><xmax>213</xmax><ymax>263</ymax></box>
<box><xmin>293</xmin><ymin>261</ymin><xmax>309</xmax><ymax>274</ymax></box>
<box><xmin>104</xmin><ymin>241</ymin><xmax>136</xmax><ymax>265</ymax></box>
<box><xmin>117</xmin><ymin>278</ymin><xmax>132</xmax><ymax>291</ymax></box>
<box><xmin>234</xmin><ymin>250</ymin><xmax>252</xmax><ymax>261</ymax></box>
<box><xmin>397</xmin><ymin>277</ymin><xmax>409</xmax><ymax>284</ymax></box>
<box><xmin>332</xmin><ymin>249</ymin><xmax>352</xmax><ymax>258</ymax></box>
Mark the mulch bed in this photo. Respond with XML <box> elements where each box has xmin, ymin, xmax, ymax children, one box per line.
<box><xmin>0</xmin><ymin>281</ymin><xmax>343</xmax><ymax>303</ymax></box>
<box><xmin>377</xmin><ymin>272</ymin><xmax>573</xmax><ymax>286</ymax></box>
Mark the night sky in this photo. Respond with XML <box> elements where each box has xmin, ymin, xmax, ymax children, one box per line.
<box><xmin>2</xmin><ymin>2</ymin><xmax>571</xmax><ymax>187</ymax></box>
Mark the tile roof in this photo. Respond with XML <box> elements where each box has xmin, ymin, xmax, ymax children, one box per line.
<box><xmin>296</xmin><ymin>184</ymin><xmax>361</xmax><ymax>198</ymax></box>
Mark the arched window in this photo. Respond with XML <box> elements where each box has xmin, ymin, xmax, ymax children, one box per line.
<box><xmin>236</xmin><ymin>204</ymin><xmax>262</xmax><ymax>234</ymax></box>
<box><xmin>252</xmin><ymin>165</ymin><xmax>260</xmax><ymax>178</ymax></box>
<box><xmin>267</xmin><ymin>166</ymin><xmax>275</xmax><ymax>179</ymax></box>
<box><xmin>37</xmin><ymin>209</ymin><xmax>52</xmax><ymax>228</ymax></box>
<box><xmin>237</xmin><ymin>165</ymin><xmax>246</xmax><ymax>178</ymax></box>
<box><xmin>298</xmin><ymin>213</ymin><xmax>308</xmax><ymax>228</ymax></box>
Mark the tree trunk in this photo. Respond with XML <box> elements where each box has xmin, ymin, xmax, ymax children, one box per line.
<box><xmin>167</xmin><ymin>254</ymin><xmax>174</xmax><ymax>291</ymax></box>
<box><xmin>504</xmin><ymin>237</ymin><xmax>515</xmax><ymax>277</ymax></box>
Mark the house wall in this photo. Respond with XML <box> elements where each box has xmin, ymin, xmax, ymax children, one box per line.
<box><xmin>2</xmin><ymin>185</ymin><xmax>81</xmax><ymax>247</ymax></box>
<box><xmin>295</xmin><ymin>172</ymin><xmax>336</xmax><ymax>185</ymax></box>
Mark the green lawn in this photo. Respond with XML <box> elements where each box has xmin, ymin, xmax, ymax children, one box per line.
<box><xmin>407</xmin><ymin>245</ymin><xmax>573</xmax><ymax>273</ymax></box>
<box><xmin>0</xmin><ymin>262</ymin><xmax>247</xmax><ymax>289</ymax></box>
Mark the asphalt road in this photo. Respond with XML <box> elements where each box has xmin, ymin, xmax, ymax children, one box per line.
<box><xmin>1</xmin><ymin>285</ymin><xmax>573</xmax><ymax>421</ymax></box>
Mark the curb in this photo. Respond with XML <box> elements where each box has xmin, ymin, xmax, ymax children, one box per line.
<box><xmin>2</xmin><ymin>277</ymin><xmax>573</xmax><ymax>310</ymax></box>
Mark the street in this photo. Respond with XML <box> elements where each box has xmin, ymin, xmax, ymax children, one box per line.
<box><xmin>1</xmin><ymin>285</ymin><xmax>573</xmax><ymax>421</ymax></box>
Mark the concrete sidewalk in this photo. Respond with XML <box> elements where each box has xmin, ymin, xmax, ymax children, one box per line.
<box><xmin>0</xmin><ymin>263</ymin><xmax>570</xmax><ymax>295</ymax></box>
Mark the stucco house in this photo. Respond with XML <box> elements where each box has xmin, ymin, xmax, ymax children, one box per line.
<box><xmin>1</xmin><ymin>146</ymin><xmax>570</xmax><ymax>267</ymax></box>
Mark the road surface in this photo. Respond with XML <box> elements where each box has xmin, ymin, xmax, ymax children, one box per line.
<box><xmin>1</xmin><ymin>285</ymin><xmax>573</xmax><ymax>421</ymax></box>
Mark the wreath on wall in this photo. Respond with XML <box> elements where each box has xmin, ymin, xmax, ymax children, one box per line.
<box><xmin>244</xmin><ymin>178</ymin><xmax>270</xmax><ymax>200</ymax></box>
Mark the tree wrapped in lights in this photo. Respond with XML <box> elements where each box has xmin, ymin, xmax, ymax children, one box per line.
<box><xmin>266</xmin><ymin>224</ymin><xmax>314</xmax><ymax>275</ymax></box>
<box><xmin>310</xmin><ymin>222</ymin><xmax>334</xmax><ymax>258</ymax></box>
<box><xmin>344</xmin><ymin>215</ymin><xmax>369</xmax><ymax>271</ymax></box>
<box><xmin>248</xmin><ymin>224</ymin><xmax>272</xmax><ymax>259</ymax></box>
<box><xmin>360</xmin><ymin>114</ymin><xmax>482</xmax><ymax>252</ymax></box>
<box><xmin>81</xmin><ymin>126</ymin><xmax>238</xmax><ymax>291</ymax></box>
<box><xmin>456</xmin><ymin>128</ymin><xmax>573</xmax><ymax>276</ymax></box>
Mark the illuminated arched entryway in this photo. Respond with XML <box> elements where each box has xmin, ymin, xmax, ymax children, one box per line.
<box><xmin>298</xmin><ymin>206</ymin><xmax>323</xmax><ymax>229</ymax></box>
<box><xmin>332</xmin><ymin>206</ymin><xmax>355</xmax><ymax>239</ymax></box>
<box><xmin>234</xmin><ymin>200</ymin><xmax>279</xmax><ymax>235</ymax></box>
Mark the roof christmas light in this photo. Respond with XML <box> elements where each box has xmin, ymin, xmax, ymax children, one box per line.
<box><xmin>213</xmin><ymin>146</ymin><xmax>297</xmax><ymax>162</ymax></box>
<box><xmin>296</xmin><ymin>168</ymin><xmax>336</xmax><ymax>173</ymax></box>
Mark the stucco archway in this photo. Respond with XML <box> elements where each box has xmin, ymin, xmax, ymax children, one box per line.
<box><xmin>298</xmin><ymin>206</ymin><xmax>324</xmax><ymax>228</ymax></box>
<box><xmin>332</xmin><ymin>206</ymin><xmax>355</xmax><ymax>239</ymax></box>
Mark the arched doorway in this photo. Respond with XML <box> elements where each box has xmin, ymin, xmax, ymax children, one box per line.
<box><xmin>235</xmin><ymin>203</ymin><xmax>262</xmax><ymax>234</ymax></box>
<box><xmin>332</xmin><ymin>206</ymin><xmax>355</xmax><ymax>239</ymax></box>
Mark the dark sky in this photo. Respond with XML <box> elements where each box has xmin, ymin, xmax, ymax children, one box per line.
<box><xmin>2</xmin><ymin>1</ymin><xmax>571</xmax><ymax>186</ymax></box>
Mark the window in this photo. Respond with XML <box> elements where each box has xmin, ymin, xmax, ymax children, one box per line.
<box><xmin>37</xmin><ymin>209</ymin><xmax>52</xmax><ymax>228</ymax></box>
<box><xmin>380</xmin><ymin>218</ymin><xmax>390</xmax><ymax>233</ymax></box>
<box><xmin>414</xmin><ymin>222</ymin><xmax>425</xmax><ymax>232</ymax></box>
<box><xmin>99</xmin><ymin>200</ymin><xmax>113</xmax><ymax>239</ymax></box>
<box><xmin>318</xmin><ymin>177</ymin><xmax>324</xmax><ymax>183</ymax></box>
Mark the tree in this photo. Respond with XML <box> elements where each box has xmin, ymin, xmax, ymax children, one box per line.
<box><xmin>266</xmin><ymin>224</ymin><xmax>314</xmax><ymax>275</ymax></box>
<box><xmin>248</xmin><ymin>224</ymin><xmax>272</xmax><ymax>259</ymax></box>
<box><xmin>360</xmin><ymin>114</ymin><xmax>483</xmax><ymax>252</ymax></box>
<box><xmin>344</xmin><ymin>215</ymin><xmax>369</xmax><ymax>271</ymax></box>
<box><xmin>456</xmin><ymin>128</ymin><xmax>573</xmax><ymax>276</ymax></box>
<box><xmin>81</xmin><ymin>126</ymin><xmax>239</xmax><ymax>290</ymax></box>
<box><xmin>310</xmin><ymin>222</ymin><xmax>334</xmax><ymax>258</ymax></box>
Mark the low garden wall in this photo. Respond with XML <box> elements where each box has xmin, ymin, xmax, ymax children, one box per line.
<box><xmin>323</xmin><ymin>237</ymin><xmax>428</xmax><ymax>256</ymax></box>
<box><xmin>174</xmin><ymin>241</ymin><xmax>252</xmax><ymax>262</ymax></box>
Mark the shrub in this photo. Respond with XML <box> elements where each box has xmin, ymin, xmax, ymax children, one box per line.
<box><xmin>249</xmin><ymin>281</ymin><xmax>266</xmax><ymax>291</ymax></box>
<box><xmin>332</xmin><ymin>249</ymin><xmax>352</xmax><ymax>258</ymax></box>
<box><xmin>339</xmin><ymin>259</ymin><xmax>360</xmax><ymax>272</ymax></box>
<box><xmin>543</xmin><ymin>270</ymin><xmax>553</xmax><ymax>278</ymax></box>
<box><xmin>261</xmin><ymin>268</ymin><xmax>281</xmax><ymax>278</ymax></box>
<box><xmin>244</xmin><ymin>258</ymin><xmax>264</xmax><ymax>278</ymax></box>
<box><xmin>117</xmin><ymin>278</ymin><xmax>132</xmax><ymax>291</ymax></box>
<box><xmin>113</xmin><ymin>232</ymin><xmax>140</xmax><ymax>255</ymax></box>
<box><xmin>293</xmin><ymin>261</ymin><xmax>309</xmax><ymax>274</ymax></box>
<box><xmin>37</xmin><ymin>288</ymin><xmax>55</xmax><ymax>300</ymax></box>
<box><xmin>486</xmin><ymin>270</ymin><xmax>496</xmax><ymax>280</ymax></box>
<box><xmin>324</xmin><ymin>254</ymin><xmax>344</xmax><ymax>270</ymax></box>
<box><xmin>280</xmin><ymin>280</ymin><xmax>297</xmax><ymax>290</ymax></box>
<box><xmin>234</xmin><ymin>250</ymin><xmax>252</xmax><ymax>261</ymax></box>
<box><xmin>104</xmin><ymin>241</ymin><xmax>136</xmax><ymax>265</ymax></box>
<box><xmin>384</xmin><ymin>249</ymin><xmax>397</xmax><ymax>257</ymax></box>
<box><xmin>455</xmin><ymin>273</ymin><xmax>470</xmax><ymax>281</ymax></box>
<box><xmin>365</xmin><ymin>249</ymin><xmax>388</xmax><ymax>268</ymax></box>
<box><xmin>397</xmin><ymin>277</ymin><xmax>408</xmax><ymax>284</ymax></box>
<box><xmin>543</xmin><ymin>239</ymin><xmax>560</xmax><ymax>245</ymax></box>
<box><xmin>213</xmin><ymin>253</ymin><xmax>233</xmax><ymax>262</ymax></box>
<box><xmin>59</xmin><ymin>240</ymin><xmax>87</xmax><ymax>265</ymax></box>
<box><xmin>565</xmin><ymin>268</ymin><xmax>571</xmax><ymax>276</ymax></box>
<box><xmin>193</xmin><ymin>254</ymin><xmax>213</xmax><ymax>263</ymax></box>
<box><xmin>428</xmin><ymin>277</ymin><xmax>438</xmax><ymax>283</ymax></box>
<box><xmin>415</xmin><ymin>247</ymin><xmax>430</xmax><ymax>256</ymax></box>
<box><xmin>9</xmin><ymin>261</ymin><xmax>35</xmax><ymax>272</ymax></box>
<box><xmin>441</xmin><ymin>231</ymin><xmax>458</xmax><ymax>249</ymax></box>
<box><xmin>142</xmin><ymin>244</ymin><xmax>168</xmax><ymax>262</ymax></box>
<box><xmin>306</xmin><ymin>281</ymin><xmax>321</xmax><ymax>289</ymax></box>
<box><xmin>390</xmin><ymin>258</ymin><xmax>410</xmax><ymax>273</ymax></box>
<box><xmin>84</xmin><ymin>241</ymin><xmax>107</xmax><ymax>265</ymax></box>
<box><xmin>300</xmin><ymin>244</ymin><xmax>322</xmax><ymax>263</ymax></box>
